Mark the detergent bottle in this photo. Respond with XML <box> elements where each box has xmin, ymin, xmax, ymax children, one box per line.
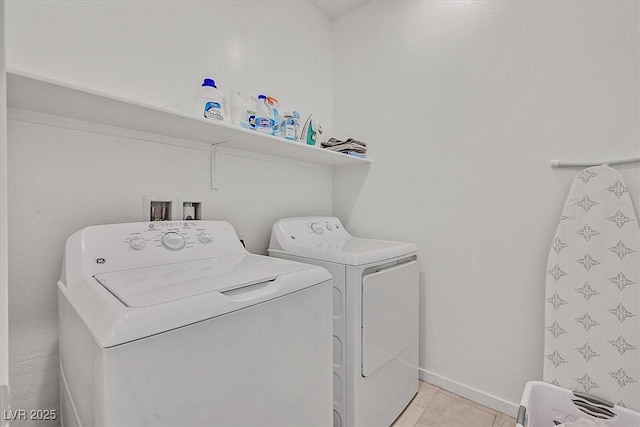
<box><xmin>196</xmin><ymin>78</ymin><xmax>226</xmax><ymax>122</ymax></box>
<box><xmin>255</xmin><ymin>94</ymin><xmax>276</xmax><ymax>134</ymax></box>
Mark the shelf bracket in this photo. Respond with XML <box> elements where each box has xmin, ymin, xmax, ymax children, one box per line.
<box><xmin>210</xmin><ymin>145</ymin><xmax>218</xmax><ymax>190</ymax></box>
<box><xmin>209</xmin><ymin>140</ymin><xmax>234</xmax><ymax>190</ymax></box>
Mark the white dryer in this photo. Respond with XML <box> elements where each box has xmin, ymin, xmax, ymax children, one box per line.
<box><xmin>58</xmin><ymin>220</ymin><xmax>333</xmax><ymax>427</ymax></box>
<box><xmin>269</xmin><ymin>217</ymin><xmax>419</xmax><ymax>427</ymax></box>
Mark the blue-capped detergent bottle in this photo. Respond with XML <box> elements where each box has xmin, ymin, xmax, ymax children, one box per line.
<box><xmin>197</xmin><ymin>78</ymin><xmax>226</xmax><ymax>122</ymax></box>
<box><xmin>255</xmin><ymin>94</ymin><xmax>275</xmax><ymax>134</ymax></box>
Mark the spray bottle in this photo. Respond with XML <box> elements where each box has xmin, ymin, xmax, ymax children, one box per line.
<box><xmin>266</xmin><ymin>96</ymin><xmax>281</xmax><ymax>137</ymax></box>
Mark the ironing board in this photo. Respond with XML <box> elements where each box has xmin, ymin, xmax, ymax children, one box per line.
<box><xmin>544</xmin><ymin>166</ymin><xmax>639</xmax><ymax>411</ymax></box>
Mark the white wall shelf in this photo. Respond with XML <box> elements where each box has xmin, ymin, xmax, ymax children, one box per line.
<box><xmin>6</xmin><ymin>71</ymin><xmax>372</xmax><ymax>167</ymax></box>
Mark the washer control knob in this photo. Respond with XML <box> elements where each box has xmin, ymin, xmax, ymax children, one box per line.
<box><xmin>326</xmin><ymin>224</ymin><xmax>333</xmax><ymax>231</ymax></box>
<box><xmin>310</xmin><ymin>223</ymin><xmax>324</xmax><ymax>234</ymax></box>
<box><xmin>161</xmin><ymin>232</ymin><xmax>186</xmax><ymax>251</ymax></box>
<box><xmin>130</xmin><ymin>237</ymin><xmax>145</xmax><ymax>250</ymax></box>
<box><xmin>198</xmin><ymin>233</ymin><xmax>212</xmax><ymax>243</ymax></box>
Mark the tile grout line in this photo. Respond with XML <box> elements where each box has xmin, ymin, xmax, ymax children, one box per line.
<box><xmin>402</xmin><ymin>382</ymin><xmax>440</xmax><ymax>426</ymax></box>
<box><xmin>399</xmin><ymin>381</ymin><xmax>515</xmax><ymax>427</ymax></box>
<box><xmin>438</xmin><ymin>388</ymin><xmax>499</xmax><ymax>417</ymax></box>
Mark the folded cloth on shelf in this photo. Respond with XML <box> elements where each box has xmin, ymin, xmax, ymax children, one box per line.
<box><xmin>323</xmin><ymin>143</ymin><xmax>366</xmax><ymax>154</ymax></box>
<box><xmin>342</xmin><ymin>150</ymin><xmax>366</xmax><ymax>158</ymax></box>
<box><xmin>321</xmin><ymin>137</ymin><xmax>367</xmax><ymax>148</ymax></box>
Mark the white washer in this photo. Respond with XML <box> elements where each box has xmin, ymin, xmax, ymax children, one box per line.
<box><xmin>58</xmin><ymin>220</ymin><xmax>333</xmax><ymax>427</ymax></box>
<box><xmin>269</xmin><ymin>217</ymin><xmax>419</xmax><ymax>427</ymax></box>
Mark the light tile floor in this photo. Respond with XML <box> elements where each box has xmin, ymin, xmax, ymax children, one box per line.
<box><xmin>392</xmin><ymin>381</ymin><xmax>516</xmax><ymax>427</ymax></box>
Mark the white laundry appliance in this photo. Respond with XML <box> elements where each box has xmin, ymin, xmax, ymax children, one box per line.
<box><xmin>269</xmin><ymin>217</ymin><xmax>419</xmax><ymax>427</ymax></box>
<box><xmin>58</xmin><ymin>220</ymin><xmax>333</xmax><ymax>427</ymax></box>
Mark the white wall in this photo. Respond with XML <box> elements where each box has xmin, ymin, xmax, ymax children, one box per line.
<box><xmin>333</xmin><ymin>0</ymin><xmax>639</xmax><ymax>415</ymax></box>
<box><xmin>5</xmin><ymin>0</ymin><xmax>333</xmax><ymax>133</ymax></box>
<box><xmin>5</xmin><ymin>1</ymin><xmax>333</xmax><ymax>424</ymax></box>
<box><xmin>6</xmin><ymin>0</ymin><xmax>640</xmax><ymax>422</ymax></box>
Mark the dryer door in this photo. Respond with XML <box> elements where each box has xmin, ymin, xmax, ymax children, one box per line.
<box><xmin>361</xmin><ymin>259</ymin><xmax>418</xmax><ymax>377</ymax></box>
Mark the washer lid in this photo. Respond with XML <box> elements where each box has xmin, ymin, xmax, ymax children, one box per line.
<box><xmin>60</xmin><ymin>253</ymin><xmax>331</xmax><ymax>348</ymax></box>
<box><xmin>94</xmin><ymin>254</ymin><xmax>308</xmax><ymax>307</ymax></box>
<box><xmin>271</xmin><ymin>237</ymin><xmax>418</xmax><ymax>266</ymax></box>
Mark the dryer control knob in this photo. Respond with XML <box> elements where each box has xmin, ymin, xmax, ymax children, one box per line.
<box><xmin>198</xmin><ymin>233</ymin><xmax>212</xmax><ymax>243</ymax></box>
<box><xmin>310</xmin><ymin>223</ymin><xmax>324</xmax><ymax>234</ymax></box>
<box><xmin>130</xmin><ymin>238</ymin><xmax>145</xmax><ymax>250</ymax></box>
<box><xmin>161</xmin><ymin>232</ymin><xmax>186</xmax><ymax>251</ymax></box>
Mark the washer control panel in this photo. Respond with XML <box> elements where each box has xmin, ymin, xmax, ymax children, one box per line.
<box><xmin>78</xmin><ymin>221</ymin><xmax>247</xmax><ymax>275</ymax></box>
<box><xmin>123</xmin><ymin>221</ymin><xmax>216</xmax><ymax>252</ymax></box>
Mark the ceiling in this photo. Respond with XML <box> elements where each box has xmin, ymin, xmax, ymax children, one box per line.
<box><xmin>308</xmin><ymin>0</ymin><xmax>369</xmax><ymax>21</ymax></box>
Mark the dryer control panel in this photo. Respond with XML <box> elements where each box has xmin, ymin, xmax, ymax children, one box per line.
<box><xmin>272</xmin><ymin>217</ymin><xmax>352</xmax><ymax>243</ymax></box>
<box><xmin>268</xmin><ymin>217</ymin><xmax>355</xmax><ymax>257</ymax></box>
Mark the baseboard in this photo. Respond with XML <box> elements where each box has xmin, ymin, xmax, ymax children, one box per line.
<box><xmin>418</xmin><ymin>368</ymin><xmax>519</xmax><ymax>417</ymax></box>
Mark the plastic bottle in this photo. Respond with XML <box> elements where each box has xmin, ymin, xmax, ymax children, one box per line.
<box><xmin>196</xmin><ymin>78</ymin><xmax>226</xmax><ymax>122</ymax></box>
<box><xmin>255</xmin><ymin>94</ymin><xmax>275</xmax><ymax>134</ymax></box>
<box><xmin>266</xmin><ymin>96</ymin><xmax>281</xmax><ymax>136</ymax></box>
<box><xmin>230</xmin><ymin>89</ymin><xmax>256</xmax><ymax>129</ymax></box>
<box><xmin>282</xmin><ymin>112</ymin><xmax>296</xmax><ymax>141</ymax></box>
<box><xmin>246</xmin><ymin>96</ymin><xmax>257</xmax><ymax>130</ymax></box>
<box><xmin>292</xmin><ymin>111</ymin><xmax>301</xmax><ymax>141</ymax></box>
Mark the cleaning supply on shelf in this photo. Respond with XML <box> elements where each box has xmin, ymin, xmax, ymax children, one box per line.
<box><xmin>292</xmin><ymin>111</ymin><xmax>301</xmax><ymax>140</ymax></box>
<box><xmin>266</xmin><ymin>96</ymin><xmax>281</xmax><ymax>136</ymax></box>
<box><xmin>196</xmin><ymin>78</ymin><xmax>226</xmax><ymax>122</ymax></box>
<box><xmin>299</xmin><ymin>114</ymin><xmax>321</xmax><ymax>145</ymax></box>
<box><xmin>230</xmin><ymin>89</ymin><xmax>256</xmax><ymax>129</ymax></box>
<box><xmin>282</xmin><ymin>111</ymin><xmax>296</xmax><ymax>140</ymax></box>
<box><xmin>255</xmin><ymin>94</ymin><xmax>276</xmax><ymax>134</ymax></box>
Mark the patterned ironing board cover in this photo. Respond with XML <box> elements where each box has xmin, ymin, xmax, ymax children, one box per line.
<box><xmin>543</xmin><ymin>166</ymin><xmax>639</xmax><ymax>411</ymax></box>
